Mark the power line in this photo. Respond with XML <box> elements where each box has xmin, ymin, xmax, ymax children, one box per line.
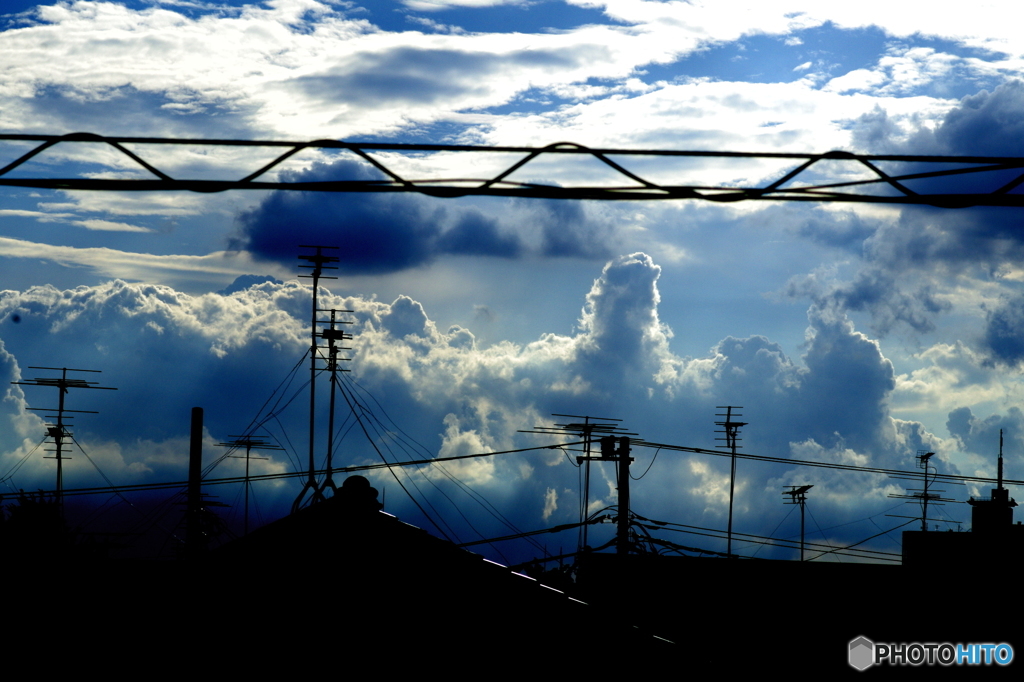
<box><xmin>634</xmin><ymin>513</ymin><xmax>904</xmax><ymax>557</ymax></box>
<box><xmin>334</xmin><ymin>376</ymin><xmax>461</xmax><ymax>543</ymax></box>
<box><xmin>630</xmin><ymin>440</ymin><xmax>1022</xmax><ymax>489</ymax></box>
<box><xmin>22</xmin><ymin>440</ymin><xmax>584</xmax><ymax>500</ymax></box>
<box><xmin>454</xmin><ymin>519</ymin><xmax>598</xmax><ymax>548</ymax></box>
<box><xmin>802</xmin><ymin>518</ymin><xmax>918</xmax><ymax>563</ymax></box>
<box><xmin>0</xmin><ymin>436</ymin><xmax>46</xmax><ymax>489</ymax></box>
<box><xmin>3</xmin><ymin>133</ymin><xmax>1024</xmax><ymax>206</ymax></box>
<box><xmin>636</xmin><ymin>519</ymin><xmax>903</xmax><ymax>562</ymax></box>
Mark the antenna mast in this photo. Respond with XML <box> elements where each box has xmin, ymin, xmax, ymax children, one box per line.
<box><xmin>520</xmin><ymin>414</ymin><xmax>635</xmax><ymax>554</ymax></box>
<box><xmin>318</xmin><ymin>307</ymin><xmax>354</xmax><ymax>496</ymax></box>
<box><xmin>998</xmin><ymin>429</ymin><xmax>1004</xmax><ymax>492</ymax></box>
<box><xmin>292</xmin><ymin>245</ymin><xmax>338</xmax><ymax>513</ymax></box>
<box><xmin>715</xmin><ymin>406</ymin><xmax>746</xmax><ymax>558</ymax></box>
<box><xmin>783</xmin><ymin>485</ymin><xmax>813</xmax><ymax>561</ymax></box>
<box><xmin>965</xmin><ymin>429</ymin><xmax>1018</xmax><ymax>532</ymax></box>
<box><xmin>217</xmin><ymin>435</ymin><xmax>281</xmax><ymax>535</ymax></box>
<box><xmin>888</xmin><ymin>450</ymin><xmax>956</xmax><ymax>531</ymax></box>
<box><xmin>12</xmin><ymin>366</ymin><xmax>116</xmax><ymax>512</ymax></box>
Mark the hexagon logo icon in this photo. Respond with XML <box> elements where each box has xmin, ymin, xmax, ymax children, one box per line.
<box><xmin>849</xmin><ymin>636</ymin><xmax>874</xmax><ymax>671</ymax></box>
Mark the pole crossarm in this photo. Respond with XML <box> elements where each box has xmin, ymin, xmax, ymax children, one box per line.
<box><xmin>3</xmin><ymin>133</ymin><xmax>1024</xmax><ymax>206</ymax></box>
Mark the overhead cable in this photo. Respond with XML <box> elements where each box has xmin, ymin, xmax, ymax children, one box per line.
<box><xmin>3</xmin><ymin>133</ymin><xmax>1024</xmax><ymax>207</ymax></box>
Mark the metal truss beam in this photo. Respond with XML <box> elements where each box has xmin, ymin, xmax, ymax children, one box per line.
<box><xmin>3</xmin><ymin>132</ymin><xmax>1024</xmax><ymax>207</ymax></box>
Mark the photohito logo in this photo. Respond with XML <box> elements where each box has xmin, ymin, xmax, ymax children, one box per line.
<box><xmin>849</xmin><ymin>636</ymin><xmax>1014</xmax><ymax>670</ymax></box>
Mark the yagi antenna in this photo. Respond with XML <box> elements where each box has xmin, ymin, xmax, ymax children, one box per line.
<box><xmin>12</xmin><ymin>366</ymin><xmax>116</xmax><ymax>511</ymax></box>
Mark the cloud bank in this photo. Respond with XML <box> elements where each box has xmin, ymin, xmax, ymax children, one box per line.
<box><xmin>3</xmin><ymin>253</ymin><xmax>1012</xmax><ymax>562</ymax></box>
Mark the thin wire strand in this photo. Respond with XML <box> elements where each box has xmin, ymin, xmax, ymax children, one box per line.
<box><xmin>0</xmin><ymin>436</ymin><xmax>46</xmax><ymax>488</ymax></box>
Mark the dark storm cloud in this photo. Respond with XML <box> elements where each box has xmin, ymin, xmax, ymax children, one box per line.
<box><xmin>798</xmin><ymin>306</ymin><xmax>896</xmax><ymax>451</ymax></box>
<box><xmin>784</xmin><ymin>207</ymin><xmax>958</xmax><ymax>335</ymax></box>
<box><xmin>852</xmin><ymin>83</ymin><xmax>1024</xmax><ymax>202</ymax></box>
<box><xmin>685</xmin><ymin>306</ymin><xmax>902</xmax><ymax>459</ymax></box>
<box><xmin>292</xmin><ymin>46</ymin><xmax>585</xmax><ymax>106</ymax></box>
<box><xmin>792</xmin><ymin>208</ymin><xmax>880</xmax><ymax>252</ymax></box>
<box><xmin>849</xmin><ymin>105</ymin><xmax>907</xmax><ymax>155</ymax></box>
<box><xmin>234</xmin><ymin>160</ymin><xmax>621</xmax><ymax>272</ymax></box>
<box><xmin>787</xmin><ymin>265</ymin><xmax>949</xmax><ymax>334</ymax></box>
<box><xmin>852</xmin><ymin>81</ymin><xmax>1024</xmax><ymax>159</ymax></box>
<box><xmin>946</xmin><ymin>405</ymin><xmax>1024</xmax><ymax>478</ymax></box>
<box><xmin>793</xmin><ymin>81</ymin><xmax>1024</xmax><ymax>337</ymax></box>
<box><xmin>929</xmin><ymin>80</ymin><xmax>1024</xmax><ymax>157</ymax></box>
<box><xmin>852</xmin><ymin>80</ymin><xmax>1024</xmax><ymax>202</ymax></box>
<box><xmin>537</xmin><ymin>201</ymin><xmax>614</xmax><ymax>259</ymax></box>
<box><xmin>981</xmin><ymin>293</ymin><xmax>1024</xmax><ymax>366</ymax></box>
<box><xmin>436</xmin><ymin>211</ymin><xmax>523</xmax><ymax>257</ymax></box>
<box><xmin>956</xmin><ymin>406</ymin><xmax>1024</xmax><ymax>454</ymax></box>
<box><xmin>873</xmin><ymin>208</ymin><xmax>1024</xmax><ymax>270</ymax></box>
<box><xmin>234</xmin><ymin>159</ymin><xmax>526</xmax><ymax>273</ymax></box>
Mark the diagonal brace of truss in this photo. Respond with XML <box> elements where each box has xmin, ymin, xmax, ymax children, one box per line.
<box><xmin>3</xmin><ymin>132</ymin><xmax>1024</xmax><ymax>207</ymax></box>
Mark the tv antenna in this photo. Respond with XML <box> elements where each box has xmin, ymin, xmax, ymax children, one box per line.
<box><xmin>783</xmin><ymin>485</ymin><xmax>813</xmax><ymax>561</ymax></box>
<box><xmin>966</xmin><ymin>429</ymin><xmax>1018</xmax><ymax>532</ymax></box>
<box><xmin>217</xmin><ymin>435</ymin><xmax>282</xmax><ymax>535</ymax></box>
<box><xmin>716</xmin><ymin>406</ymin><xmax>747</xmax><ymax>558</ymax></box>
<box><xmin>292</xmin><ymin>245</ymin><xmax>338</xmax><ymax>513</ymax></box>
<box><xmin>887</xmin><ymin>450</ymin><xmax>959</xmax><ymax>531</ymax></box>
<box><xmin>12</xmin><ymin>366</ymin><xmax>116</xmax><ymax>511</ymax></box>
<box><xmin>317</xmin><ymin>306</ymin><xmax>354</xmax><ymax>497</ymax></box>
<box><xmin>520</xmin><ymin>414</ymin><xmax>637</xmax><ymax>554</ymax></box>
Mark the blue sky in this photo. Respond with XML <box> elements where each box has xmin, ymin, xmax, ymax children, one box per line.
<box><xmin>2</xmin><ymin>0</ymin><xmax>1024</xmax><ymax>564</ymax></box>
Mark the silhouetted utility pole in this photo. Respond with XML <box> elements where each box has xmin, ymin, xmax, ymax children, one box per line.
<box><xmin>293</xmin><ymin>245</ymin><xmax>338</xmax><ymax>513</ymax></box>
<box><xmin>783</xmin><ymin>485</ymin><xmax>813</xmax><ymax>561</ymax></box>
<box><xmin>602</xmin><ymin>435</ymin><xmax>634</xmax><ymax>555</ymax></box>
<box><xmin>520</xmin><ymin>415</ymin><xmax>635</xmax><ymax>554</ymax></box>
<box><xmin>715</xmin><ymin>406</ymin><xmax>746</xmax><ymax>558</ymax></box>
<box><xmin>13</xmin><ymin>366</ymin><xmax>116</xmax><ymax>513</ymax></box>
<box><xmin>186</xmin><ymin>406</ymin><xmax>205</xmax><ymax>557</ymax></box>
<box><xmin>919</xmin><ymin>452</ymin><xmax>935</xmax><ymax>532</ymax></box>
<box><xmin>999</xmin><ymin>429</ymin><xmax>1004</xmax><ymax>492</ymax></box>
<box><xmin>580</xmin><ymin>418</ymin><xmax>596</xmax><ymax>550</ymax></box>
<box><xmin>217</xmin><ymin>435</ymin><xmax>281</xmax><ymax>535</ymax></box>
<box><xmin>318</xmin><ymin>307</ymin><xmax>353</xmax><ymax>496</ymax></box>
<box><xmin>888</xmin><ymin>450</ymin><xmax>955</xmax><ymax>531</ymax></box>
